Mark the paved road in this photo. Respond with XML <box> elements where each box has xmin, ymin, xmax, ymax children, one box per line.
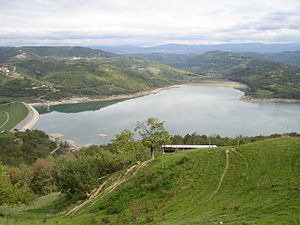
<box><xmin>12</xmin><ymin>103</ymin><xmax>40</xmax><ymax>131</ymax></box>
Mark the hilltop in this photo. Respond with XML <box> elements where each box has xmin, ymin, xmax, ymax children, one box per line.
<box><xmin>0</xmin><ymin>137</ymin><xmax>299</xmax><ymax>224</ymax></box>
<box><xmin>0</xmin><ymin>46</ymin><xmax>117</xmax><ymax>63</ymax></box>
<box><xmin>93</xmin><ymin>43</ymin><xmax>300</xmax><ymax>54</ymax></box>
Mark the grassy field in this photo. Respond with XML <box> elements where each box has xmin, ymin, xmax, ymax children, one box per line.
<box><xmin>0</xmin><ymin>137</ymin><xmax>299</xmax><ymax>224</ymax></box>
<box><xmin>0</xmin><ymin>102</ymin><xmax>28</xmax><ymax>131</ymax></box>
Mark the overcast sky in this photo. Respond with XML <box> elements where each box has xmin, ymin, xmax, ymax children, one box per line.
<box><xmin>1</xmin><ymin>0</ymin><xmax>300</xmax><ymax>46</ymax></box>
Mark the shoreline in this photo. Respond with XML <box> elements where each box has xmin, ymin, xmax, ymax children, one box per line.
<box><xmin>240</xmin><ymin>96</ymin><xmax>300</xmax><ymax>103</ymax></box>
<box><xmin>30</xmin><ymin>80</ymin><xmax>247</xmax><ymax>107</ymax></box>
<box><xmin>11</xmin><ymin>103</ymin><xmax>40</xmax><ymax>131</ymax></box>
<box><xmin>29</xmin><ymin>80</ymin><xmax>300</xmax><ymax>107</ymax></box>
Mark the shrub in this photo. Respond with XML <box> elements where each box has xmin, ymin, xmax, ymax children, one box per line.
<box><xmin>55</xmin><ymin>148</ymin><xmax>123</xmax><ymax>199</ymax></box>
<box><xmin>0</xmin><ymin>165</ymin><xmax>35</xmax><ymax>205</ymax></box>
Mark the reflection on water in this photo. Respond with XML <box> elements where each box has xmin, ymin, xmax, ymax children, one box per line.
<box><xmin>34</xmin><ymin>86</ymin><xmax>300</xmax><ymax>146</ymax></box>
<box><xmin>36</xmin><ymin>99</ymin><xmax>128</xmax><ymax>114</ymax></box>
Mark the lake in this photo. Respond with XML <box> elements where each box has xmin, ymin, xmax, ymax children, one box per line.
<box><xmin>34</xmin><ymin>86</ymin><xmax>300</xmax><ymax>146</ymax></box>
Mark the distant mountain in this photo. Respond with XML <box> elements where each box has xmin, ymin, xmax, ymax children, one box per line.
<box><xmin>0</xmin><ymin>46</ymin><xmax>116</xmax><ymax>63</ymax></box>
<box><xmin>126</xmin><ymin>53</ymin><xmax>195</xmax><ymax>66</ymax></box>
<box><xmin>244</xmin><ymin>51</ymin><xmax>300</xmax><ymax>67</ymax></box>
<box><xmin>92</xmin><ymin>43</ymin><xmax>300</xmax><ymax>54</ymax></box>
<box><xmin>90</xmin><ymin>45</ymin><xmax>146</xmax><ymax>55</ymax></box>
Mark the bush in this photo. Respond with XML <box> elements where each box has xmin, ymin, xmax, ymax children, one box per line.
<box><xmin>30</xmin><ymin>159</ymin><xmax>58</xmax><ymax>195</ymax></box>
<box><xmin>0</xmin><ymin>165</ymin><xmax>35</xmax><ymax>205</ymax></box>
<box><xmin>55</xmin><ymin>148</ymin><xmax>123</xmax><ymax>199</ymax></box>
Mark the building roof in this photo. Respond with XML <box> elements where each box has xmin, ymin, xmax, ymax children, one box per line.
<box><xmin>162</xmin><ymin>145</ymin><xmax>217</xmax><ymax>148</ymax></box>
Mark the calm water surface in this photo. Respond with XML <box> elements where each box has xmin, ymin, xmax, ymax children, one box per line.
<box><xmin>34</xmin><ymin>86</ymin><xmax>300</xmax><ymax>146</ymax></box>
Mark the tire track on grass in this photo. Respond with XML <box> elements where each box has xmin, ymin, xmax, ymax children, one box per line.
<box><xmin>65</xmin><ymin>160</ymin><xmax>151</xmax><ymax>216</ymax></box>
<box><xmin>206</xmin><ymin>148</ymin><xmax>233</xmax><ymax>201</ymax></box>
<box><xmin>0</xmin><ymin>112</ymin><xmax>9</xmax><ymax>129</ymax></box>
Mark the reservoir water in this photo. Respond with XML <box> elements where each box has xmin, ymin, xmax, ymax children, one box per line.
<box><xmin>34</xmin><ymin>86</ymin><xmax>300</xmax><ymax>146</ymax></box>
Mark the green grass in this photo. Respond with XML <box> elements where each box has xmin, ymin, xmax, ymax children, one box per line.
<box><xmin>0</xmin><ymin>132</ymin><xmax>13</xmax><ymax>138</ymax></box>
<box><xmin>0</xmin><ymin>137</ymin><xmax>299</xmax><ymax>224</ymax></box>
<box><xmin>0</xmin><ymin>102</ymin><xmax>28</xmax><ymax>131</ymax></box>
<box><xmin>255</xmin><ymin>89</ymin><xmax>274</xmax><ymax>96</ymax></box>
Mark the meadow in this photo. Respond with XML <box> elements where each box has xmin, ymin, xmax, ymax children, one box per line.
<box><xmin>0</xmin><ymin>137</ymin><xmax>299</xmax><ymax>224</ymax></box>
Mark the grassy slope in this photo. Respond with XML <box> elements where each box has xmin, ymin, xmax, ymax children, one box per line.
<box><xmin>1</xmin><ymin>137</ymin><xmax>299</xmax><ymax>224</ymax></box>
<box><xmin>0</xmin><ymin>102</ymin><xmax>28</xmax><ymax>130</ymax></box>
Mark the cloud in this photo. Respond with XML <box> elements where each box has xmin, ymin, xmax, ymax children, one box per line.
<box><xmin>0</xmin><ymin>0</ymin><xmax>300</xmax><ymax>46</ymax></box>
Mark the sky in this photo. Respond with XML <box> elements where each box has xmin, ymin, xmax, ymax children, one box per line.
<box><xmin>0</xmin><ymin>0</ymin><xmax>300</xmax><ymax>46</ymax></box>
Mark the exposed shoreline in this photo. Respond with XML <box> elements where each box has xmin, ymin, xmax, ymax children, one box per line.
<box><xmin>30</xmin><ymin>80</ymin><xmax>247</xmax><ymax>107</ymax></box>
<box><xmin>29</xmin><ymin>80</ymin><xmax>300</xmax><ymax>107</ymax></box>
<box><xmin>240</xmin><ymin>96</ymin><xmax>300</xmax><ymax>103</ymax></box>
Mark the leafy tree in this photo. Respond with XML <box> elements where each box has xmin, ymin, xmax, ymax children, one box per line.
<box><xmin>0</xmin><ymin>164</ymin><xmax>35</xmax><ymax>205</ymax></box>
<box><xmin>111</xmin><ymin>129</ymin><xmax>135</xmax><ymax>154</ymax></box>
<box><xmin>9</xmin><ymin>164</ymin><xmax>32</xmax><ymax>187</ymax></box>
<box><xmin>30</xmin><ymin>159</ymin><xmax>58</xmax><ymax>195</ymax></box>
<box><xmin>110</xmin><ymin>129</ymin><xmax>149</xmax><ymax>162</ymax></box>
<box><xmin>55</xmin><ymin>149</ymin><xmax>123</xmax><ymax>199</ymax></box>
<box><xmin>135</xmin><ymin>118</ymin><xmax>171</xmax><ymax>159</ymax></box>
<box><xmin>0</xmin><ymin>130</ymin><xmax>56</xmax><ymax>166</ymax></box>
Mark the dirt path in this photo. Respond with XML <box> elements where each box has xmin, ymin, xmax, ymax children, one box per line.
<box><xmin>0</xmin><ymin>112</ymin><xmax>9</xmax><ymax>129</ymax></box>
<box><xmin>206</xmin><ymin>148</ymin><xmax>233</xmax><ymax>201</ymax></box>
<box><xmin>65</xmin><ymin>160</ymin><xmax>151</xmax><ymax>216</ymax></box>
<box><xmin>50</xmin><ymin>144</ymin><xmax>60</xmax><ymax>154</ymax></box>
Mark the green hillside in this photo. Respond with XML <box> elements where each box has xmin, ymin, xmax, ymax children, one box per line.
<box><xmin>1</xmin><ymin>47</ymin><xmax>299</xmax><ymax>102</ymax></box>
<box><xmin>1</xmin><ymin>137</ymin><xmax>299</xmax><ymax>224</ymax></box>
<box><xmin>0</xmin><ymin>46</ymin><xmax>116</xmax><ymax>63</ymax></box>
<box><xmin>0</xmin><ymin>47</ymin><xmax>194</xmax><ymax>102</ymax></box>
<box><xmin>244</xmin><ymin>51</ymin><xmax>300</xmax><ymax>67</ymax></box>
<box><xmin>131</xmin><ymin>51</ymin><xmax>300</xmax><ymax>99</ymax></box>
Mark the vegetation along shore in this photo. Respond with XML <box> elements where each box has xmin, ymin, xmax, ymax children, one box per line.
<box><xmin>30</xmin><ymin>80</ymin><xmax>247</xmax><ymax>107</ymax></box>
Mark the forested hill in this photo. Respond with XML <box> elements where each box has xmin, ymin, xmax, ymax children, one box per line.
<box><xmin>244</xmin><ymin>50</ymin><xmax>300</xmax><ymax>67</ymax></box>
<box><xmin>1</xmin><ymin>46</ymin><xmax>299</xmax><ymax>102</ymax></box>
<box><xmin>0</xmin><ymin>47</ymin><xmax>194</xmax><ymax>103</ymax></box>
<box><xmin>128</xmin><ymin>51</ymin><xmax>300</xmax><ymax>100</ymax></box>
<box><xmin>0</xmin><ymin>46</ymin><xmax>117</xmax><ymax>63</ymax></box>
